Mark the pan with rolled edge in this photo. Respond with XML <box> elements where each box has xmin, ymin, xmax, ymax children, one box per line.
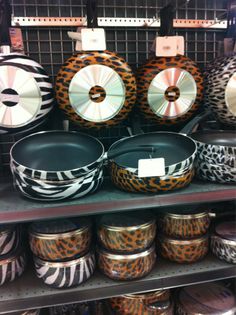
<box><xmin>10</xmin><ymin>130</ymin><xmax>159</xmax><ymax>182</ymax></box>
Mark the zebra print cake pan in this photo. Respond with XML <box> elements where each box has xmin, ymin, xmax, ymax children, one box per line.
<box><xmin>34</xmin><ymin>251</ymin><xmax>95</xmax><ymax>288</ymax></box>
<box><xmin>0</xmin><ymin>224</ymin><xmax>17</xmax><ymax>257</ymax></box>
<box><xmin>29</xmin><ymin>217</ymin><xmax>92</xmax><ymax>261</ymax></box>
<box><xmin>0</xmin><ymin>248</ymin><xmax>26</xmax><ymax>286</ymax></box>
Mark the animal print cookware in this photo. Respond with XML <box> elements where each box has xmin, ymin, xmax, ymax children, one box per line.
<box><xmin>29</xmin><ymin>217</ymin><xmax>92</xmax><ymax>261</ymax></box>
<box><xmin>211</xmin><ymin>221</ymin><xmax>236</xmax><ymax>264</ymax></box>
<box><xmin>176</xmin><ymin>282</ymin><xmax>236</xmax><ymax>315</ymax></box>
<box><xmin>0</xmin><ymin>54</ymin><xmax>54</xmax><ymax>133</ymax></box>
<box><xmin>97</xmin><ymin>212</ymin><xmax>156</xmax><ymax>253</ymax></box>
<box><xmin>0</xmin><ymin>248</ymin><xmax>26</xmax><ymax>286</ymax></box>
<box><xmin>0</xmin><ymin>224</ymin><xmax>17</xmax><ymax>256</ymax></box>
<box><xmin>55</xmin><ymin>50</ymin><xmax>136</xmax><ymax>129</ymax></box>
<box><xmin>136</xmin><ymin>55</ymin><xmax>203</xmax><ymax>125</ymax></box>
<box><xmin>205</xmin><ymin>54</ymin><xmax>236</xmax><ymax>126</ymax></box>
<box><xmin>160</xmin><ymin>210</ymin><xmax>211</xmax><ymax>239</ymax></box>
<box><xmin>159</xmin><ymin>234</ymin><xmax>209</xmax><ymax>263</ymax></box>
<box><xmin>97</xmin><ymin>244</ymin><xmax>156</xmax><ymax>280</ymax></box>
<box><xmin>109</xmin><ymin>289</ymin><xmax>171</xmax><ymax>315</ymax></box>
<box><xmin>34</xmin><ymin>250</ymin><xmax>95</xmax><ymax>288</ymax></box>
<box><xmin>109</xmin><ymin>162</ymin><xmax>194</xmax><ymax>193</ymax></box>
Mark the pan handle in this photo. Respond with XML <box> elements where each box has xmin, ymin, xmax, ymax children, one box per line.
<box><xmin>106</xmin><ymin>145</ymin><xmax>159</xmax><ymax>160</ymax></box>
<box><xmin>180</xmin><ymin>110</ymin><xmax>212</xmax><ymax>136</ymax></box>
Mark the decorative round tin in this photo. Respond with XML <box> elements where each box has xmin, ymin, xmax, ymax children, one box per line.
<box><xmin>211</xmin><ymin>221</ymin><xmax>236</xmax><ymax>264</ymax></box>
<box><xmin>97</xmin><ymin>212</ymin><xmax>156</xmax><ymax>253</ymax></box>
<box><xmin>55</xmin><ymin>50</ymin><xmax>136</xmax><ymax>129</ymax></box>
<box><xmin>109</xmin><ymin>289</ymin><xmax>171</xmax><ymax>315</ymax></box>
<box><xmin>0</xmin><ymin>224</ymin><xmax>17</xmax><ymax>256</ymax></box>
<box><xmin>34</xmin><ymin>250</ymin><xmax>95</xmax><ymax>288</ymax></box>
<box><xmin>159</xmin><ymin>235</ymin><xmax>209</xmax><ymax>263</ymax></box>
<box><xmin>160</xmin><ymin>211</ymin><xmax>211</xmax><ymax>239</ymax></box>
<box><xmin>176</xmin><ymin>282</ymin><xmax>236</xmax><ymax>315</ymax></box>
<box><xmin>0</xmin><ymin>248</ymin><xmax>26</xmax><ymax>286</ymax></box>
<box><xmin>29</xmin><ymin>217</ymin><xmax>92</xmax><ymax>261</ymax></box>
<box><xmin>136</xmin><ymin>55</ymin><xmax>203</xmax><ymax>125</ymax></box>
<box><xmin>97</xmin><ymin>244</ymin><xmax>156</xmax><ymax>280</ymax></box>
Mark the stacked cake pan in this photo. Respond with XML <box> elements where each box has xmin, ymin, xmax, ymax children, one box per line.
<box><xmin>97</xmin><ymin>212</ymin><xmax>157</xmax><ymax>281</ymax></box>
<box><xmin>158</xmin><ymin>207</ymin><xmax>210</xmax><ymax>263</ymax></box>
<box><xmin>10</xmin><ymin>131</ymin><xmax>104</xmax><ymax>201</ymax></box>
<box><xmin>29</xmin><ymin>217</ymin><xmax>95</xmax><ymax>288</ymax></box>
<box><xmin>0</xmin><ymin>223</ymin><xmax>26</xmax><ymax>286</ymax></box>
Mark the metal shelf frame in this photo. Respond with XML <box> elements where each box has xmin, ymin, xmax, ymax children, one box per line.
<box><xmin>0</xmin><ymin>178</ymin><xmax>236</xmax><ymax>224</ymax></box>
<box><xmin>0</xmin><ymin>255</ymin><xmax>235</xmax><ymax>314</ymax></box>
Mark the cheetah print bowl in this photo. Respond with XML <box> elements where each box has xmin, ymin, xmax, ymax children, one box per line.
<box><xmin>160</xmin><ymin>211</ymin><xmax>211</xmax><ymax>239</ymax></box>
<box><xmin>97</xmin><ymin>244</ymin><xmax>156</xmax><ymax>280</ymax></box>
<box><xmin>109</xmin><ymin>289</ymin><xmax>171</xmax><ymax>315</ymax></box>
<box><xmin>159</xmin><ymin>235</ymin><xmax>209</xmax><ymax>263</ymax></box>
<box><xmin>211</xmin><ymin>221</ymin><xmax>236</xmax><ymax>264</ymax></box>
<box><xmin>97</xmin><ymin>212</ymin><xmax>156</xmax><ymax>253</ymax></box>
<box><xmin>29</xmin><ymin>217</ymin><xmax>92</xmax><ymax>261</ymax></box>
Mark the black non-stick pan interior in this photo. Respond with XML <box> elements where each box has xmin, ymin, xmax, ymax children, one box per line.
<box><xmin>11</xmin><ymin>131</ymin><xmax>104</xmax><ymax>171</ymax></box>
<box><xmin>108</xmin><ymin>132</ymin><xmax>196</xmax><ymax>168</ymax></box>
<box><xmin>191</xmin><ymin>131</ymin><xmax>236</xmax><ymax>147</ymax></box>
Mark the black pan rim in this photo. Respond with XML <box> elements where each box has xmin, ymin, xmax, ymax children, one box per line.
<box><xmin>10</xmin><ymin>130</ymin><xmax>105</xmax><ymax>173</ymax></box>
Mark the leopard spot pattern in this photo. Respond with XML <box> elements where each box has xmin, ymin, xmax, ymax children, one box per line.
<box><xmin>98</xmin><ymin>248</ymin><xmax>156</xmax><ymax>280</ymax></box>
<box><xmin>109</xmin><ymin>162</ymin><xmax>194</xmax><ymax>193</ymax></box>
<box><xmin>55</xmin><ymin>51</ymin><xmax>136</xmax><ymax>129</ymax></box>
<box><xmin>136</xmin><ymin>55</ymin><xmax>204</xmax><ymax>125</ymax></box>
<box><xmin>159</xmin><ymin>237</ymin><xmax>209</xmax><ymax>263</ymax></box>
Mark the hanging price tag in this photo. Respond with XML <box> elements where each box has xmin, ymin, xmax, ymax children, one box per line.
<box><xmin>9</xmin><ymin>28</ymin><xmax>24</xmax><ymax>54</ymax></box>
<box><xmin>138</xmin><ymin>158</ymin><xmax>166</xmax><ymax>178</ymax></box>
<box><xmin>81</xmin><ymin>28</ymin><xmax>106</xmax><ymax>51</ymax></box>
<box><xmin>156</xmin><ymin>36</ymin><xmax>185</xmax><ymax>56</ymax></box>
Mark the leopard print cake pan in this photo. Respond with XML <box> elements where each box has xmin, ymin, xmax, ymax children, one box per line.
<box><xmin>97</xmin><ymin>244</ymin><xmax>156</xmax><ymax>280</ymax></box>
<box><xmin>109</xmin><ymin>289</ymin><xmax>171</xmax><ymax>315</ymax></box>
<box><xmin>29</xmin><ymin>217</ymin><xmax>92</xmax><ymax>261</ymax></box>
<box><xmin>97</xmin><ymin>212</ymin><xmax>156</xmax><ymax>253</ymax></box>
<box><xmin>160</xmin><ymin>211</ymin><xmax>211</xmax><ymax>239</ymax></box>
<box><xmin>159</xmin><ymin>235</ymin><xmax>209</xmax><ymax>263</ymax></box>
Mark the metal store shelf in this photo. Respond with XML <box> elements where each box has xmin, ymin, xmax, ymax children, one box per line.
<box><xmin>0</xmin><ymin>254</ymin><xmax>235</xmax><ymax>314</ymax></box>
<box><xmin>0</xmin><ymin>178</ymin><xmax>235</xmax><ymax>223</ymax></box>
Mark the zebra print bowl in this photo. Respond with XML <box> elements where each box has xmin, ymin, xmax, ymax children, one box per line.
<box><xmin>0</xmin><ymin>224</ymin><xmax>17</xmax><ymax>257</ymax></box>
<box><xmin>34</xmin><ymin>251</ymin><xmax>95</xmax><ymax>288</ymax></box>
<box><xmin>0</xmin><ymin>248</ymin><xmax>26</xmax><ymax>286</ymax></box>
<box><xmin>13</xmin><ymin>168</ymin><xmax>104</xmax><ymax>201</ymax></box>
<box><xmin>211</xmin><ymin>221</ymin><xmax>236</xmax><ymax>264</ymax></box>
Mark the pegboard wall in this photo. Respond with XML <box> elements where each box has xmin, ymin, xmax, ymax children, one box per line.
<box><xmin>0</xmin><ymin>0</ymin><xmax>228</xmax><ymax>175</ymax></box>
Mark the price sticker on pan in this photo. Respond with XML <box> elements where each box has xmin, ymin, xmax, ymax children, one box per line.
<box><xmin>81</xmin><ymin>28</ymin><xmax>106</xmax><ymax>51</ymax></box>
<box><xmin>138</xmin><ymin>158</ymin><xmax>166</xmax><ymax>177</ymax></box>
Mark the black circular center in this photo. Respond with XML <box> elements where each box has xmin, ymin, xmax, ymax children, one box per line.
<box><xmin>89</xmin><ymin>85</ymin><xmax>106</xmax><ymax>103</ymax></box>
<box><xmin>1</xmin><ymin>88</ymin><xmax>19</xmax><ymax>107</ymax></box>
<box><xmin>164</xmin><ymin>86</ymin><xmax>180</xmax><ymax>102</ymax></box>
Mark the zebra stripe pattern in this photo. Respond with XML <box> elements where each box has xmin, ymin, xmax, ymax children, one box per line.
<box><xmin>34</xmin><ymin>252</ymin><xmax>95</xmax><ymax>288</ymax></box>
<box><xmin>0</xmin><ymin>53</ymin><xmax>54</xmax><ymax>131</ymax></box>
<box><xmin>0</xmin><ymin>251</ymin><xmax>26</xmax><ymax>286</ymax></box>
<box><xmin>11</xmin><ymin>158</ymin><xmax>104</xmax><ymax>181</ymax></box>
<box><xmin>13</xmin><ymin>168</ymin><xmax>104</xmax><ymax>201</ymax></box>
<box><xmin>0</xmin><ymin>228</ymin><xmax>17</xmax><ymax>256</ymax></box>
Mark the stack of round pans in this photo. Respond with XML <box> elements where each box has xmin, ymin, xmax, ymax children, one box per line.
<box><xmin>10</xmin><ymin>131</ymin><xmax>104</xmax><ymax>201</ymax></box>
<box><xmin>0</xmin><ymin>53</ymin><xmax>54</xmax><ymax>134</ymax></box>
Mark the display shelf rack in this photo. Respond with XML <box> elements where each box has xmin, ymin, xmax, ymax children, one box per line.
<box><xmin>0</xmin><ymin>254</ymin><xmax>235</xmax><ymax>314</ymax></box>
<box><xmin>0</xmin><ymin>178</ymin><xmax>235</xmax><ymax>224</ymax></box>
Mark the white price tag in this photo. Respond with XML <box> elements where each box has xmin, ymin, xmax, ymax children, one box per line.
<box><xmin>68</xmin><ymin>28</ymin><xmax>83</xmax><ymax>51</ymax></box>
<box><xmin>81</xmin><ymin>28</ymin><xmax>106</xmax><ymax>51</ymax></box>
<box><xmin>156</xmin><ymin>36</ymin><xmax>178</xmax><ymax>56</ymax></box>
<box><xmin>176</xmin><ymin>36</ymin><xmax>185</xmax><ymax>55</ymax></box>
<box><xmin>138</xmin><ymin>158</ymin><xmax>166</xmax><ymax>178</ymax></box>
